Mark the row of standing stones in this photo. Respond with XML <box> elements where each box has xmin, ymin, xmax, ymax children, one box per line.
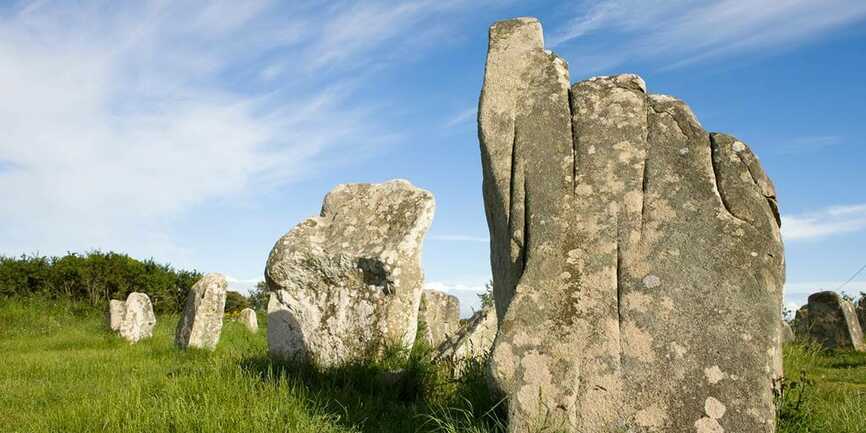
<box><xmin>99</xmin><ymin>16</ymin><xmax>866</xmax><ymax>433</ymax></box>
<box><xmin>107</xmin><ymin>274</ymin><xmax>259</xmax><ymax>347</ymax></box>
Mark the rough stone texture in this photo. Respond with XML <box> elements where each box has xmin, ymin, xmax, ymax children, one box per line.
<box><xmin>479</xmin><ymin>17</ymin><xmax>785</xmax><ymax>433</ymax></box>
<box><xmin>781</xmin><ymin>320</ymin><xmax>795</xmax><ymax>343</ymax></box>
<box><xmin>418</xmin><ymin>289</ymin><xmax>460</xmax><ymax>347</ymax></box>
<box><xmin>175</xmin><ymin>273</ymin><xmax>228</xmax><ymax>350</ymax></box>
<box><xmin>857</xmin><ymin>297</ymin><xmax>866</xmax><ymax>332</ymax></box>
<box><xmin>118</xmin><ymin>292</ymin><xmax>156</xmax><ymax>343</ymax></box>
<box><xmin>793</xmin><ymin>291</ymin><xmax>865</xmax><ymax>351</ymax></box>
<box><xmin>239</xmin><ymin>308</ymin><xmax>258</xmax><ymax>333</ymax></box>
<box><xmin>434</xmin><ymin>306</ymin><xmax>498</xmax><ymax>365</ymax></box>
<box><xmin>266</xmin><ymin>180</ymin><xmax>435</xmax><ymax>366</ymax></box>
<box><xmin>107</xmin><ymin>299</ymin><xmax>125</xmax><ymax>331</ymax></box>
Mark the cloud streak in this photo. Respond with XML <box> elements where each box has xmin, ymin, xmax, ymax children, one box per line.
<box><xmin>782</xmin><ymin>204</ymin><xmax>866</xmax><ymax>241</ymax></box>
<box><xmin>550</xmin><ymin>0</ymin><xmax>866</xmax><ymax>72</ymax></box>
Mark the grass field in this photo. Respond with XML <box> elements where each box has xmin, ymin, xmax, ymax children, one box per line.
<box><xmin>1</xmin><ymin>298</ymin><xmax>864</xmax><ymax>433</ymax></box>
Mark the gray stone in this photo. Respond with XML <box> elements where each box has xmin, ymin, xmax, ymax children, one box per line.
<box><xmin>239</xmin><ymin>307</ymin><xmax>258</xmax><ymax>333</ymax></box>
<box><xmin>793</xmin><ymin>291</ymin><xmax>865</xmax><ymax>351</ymax></box>
<box><xmin>434</xmin><ymin>306</ymin><xmax>497</xmax><ymax>366</ymax></box>
<box><xmin>107</xmin><ymin>299</ymin><xmax>125</xmax><ymax>331</ymax></box>
<box><xmin>781</xmin><ymin>320</ymin><xmax>795</xmax><ymax>343</ymax></box>
<box><xmin>118</xmin><ymin>292</ymin><xmax>156</xmax><ymax>343</ymax></box>
<box><xmin>857</xmin><ymin>297</ymin><xmax>866</xmax><ymax>332</ymax></box>
<box><xmin>479</xmin><ymin>17</ymin><xmax>785</xmax><ymax>433</ymax></box>
<box><xmin>175</xmin><ymin>273</ymin><xmax>227</xmax><ymax>350</ymax></box>
<box><xmin>418</xmin><ymin>289</ymin><xmax>460</xmax><ymax>348</ymax></box>
<box><xmin>265</xmin><ymin>180</ymin><xmax>435</xmax><ymax>366</ymax></box>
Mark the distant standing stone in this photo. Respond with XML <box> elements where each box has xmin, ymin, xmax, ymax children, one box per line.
<box><xmin>418</xmin><ymin>289</ymin><xmax>460</xmax><ymax>347</ymax></box>
<box><xmin>118</xmin><ymin>292</ymin><xmax>156</xmax><ymax>343</ymax></box>
<box><xmin>266</xmin><ymin>179</ymin><xmax>435</xmax><ymax>366</ymax></box>
<box><xmin>107</xmin><ymin>299</ymin><xmax>125</xmax><ymax>331</ymax></box>
<box><xmin>434</xmin><ymin>306</ymin><xmax>497</xmax><ymax>366</ymax></box>
<box><xmin>794</xmin><ymin>291</ymin><xmax>865</xmax><ymax>351</ymax></box>
<box><xmin>175</xmin><ymin>273</ymin><xmax>228</xmax><ymax>350</ymax></box>
<box><xmin>239</xmin><ymin>308</ymin><xmax>258</xmax><ymax>333</ymax></box>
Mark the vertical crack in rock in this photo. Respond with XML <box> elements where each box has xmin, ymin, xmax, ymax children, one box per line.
<box><xmin>708</xmin><ymin>133</ymin><xmax>753</xmax><ymax>226</ymax></box>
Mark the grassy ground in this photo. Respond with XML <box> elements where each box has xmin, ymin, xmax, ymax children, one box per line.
<box><xmin>1</xmin><ymin>298</ymin><xmax>864</xmax><ymax>433</ymax></box>
<box><xmin>0</xmin><ymin>298</ymin><xmax>500</xmax><ymax>433</ymax></box>
<box><xmin>778</xmin><ymin>341</ymin><xmax>866</xmax><ymax>433</ymax></box>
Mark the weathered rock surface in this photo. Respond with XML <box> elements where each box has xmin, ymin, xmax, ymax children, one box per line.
<box><xmin>239</xmin><ymin>308</ymin><xmax>258</xmax><ymax>333</ymax></box>
<box><xmin>175</xmin><ymin>273</ymin><xmax>227</xmax><ymax>350</ymax></box>
<box><xmin>266</xmin><ymin>180</ymin><xmax>435</xmax><ymax>366</ymax></box>
<box><xmin>418</xmin><ymin>289</ymin><xmax>460</xmax><ymax>347</ymax></box>
<box><xmin>434</xmin><ymin>306</ymin><xmax>497</xmax><ymax>365</ymax></box>
<box><xmin>793</xmin><ymin>291</ymin><xmax>865</xmax><ymax>351</ymax></box>
<box><xmin>479</xmin><ymin>17</ymin><xmax>785</xmax><ymax>433</ymax></box>
<box><xmin>857</xmin><ymin>297</ymin><xmax>866</xmax><ymax>331</ymax></box>
<box><xmin>118</xmin><ymin>292</ymin><xmax>156</xmax><ymax>343</ymax></box>
<box><xmin>781</xmin><ymin>320</ymin><xmax>795</xmax><ymax>343</ymax></box>
<box><xmin>107</xmin><ymin>299</ymin><xmax>125</xmax><ymax>331</ymax></box>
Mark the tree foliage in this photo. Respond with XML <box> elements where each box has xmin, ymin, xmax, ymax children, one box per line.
<box><xmin>0</xmin><ymin>251</ymin><xmax>201</xmax><ymax>313</ymax></box>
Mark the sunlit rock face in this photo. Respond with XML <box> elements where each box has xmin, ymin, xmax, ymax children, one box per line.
<box><xmin>265</xmin><ymin>180</ymin><xmax>435</xmax><ymax>367</ymax></box>
<box><xmin>175</xmin><ymin>273</ymin><xmax>227</xmax><ymax>350</ymax></box>
<box><xmin>107</xmin><ymin>299</ymin><xmax>125</xmax><ymax>332</ymax></box>
<box><xmin>418</xmin><ymin>289</ymin><xmax>460</xmax><ymax>348</ymax></box>
<box><xmin>118</xmin><ymin>292</ymin><xmax>156</xmax><ymax>343</ymax></box>
<box><xmin>479</xmin><ymin>17</ymin><xmax>785</xmax><ymax>433</ymax></box>
<box><xmin>794</xmin><ymin>291</ymin><xmax>865</xmax><ymax>352</ymax></box>
<box><xmin>433</xmin><ymin>305</ymin><xmax>497</xmax><ymax>367</ymax></box>
<box><xmin>239</xmin><ymin>308</ymin><xmax>258</xmax><ymax>333</ymax></box>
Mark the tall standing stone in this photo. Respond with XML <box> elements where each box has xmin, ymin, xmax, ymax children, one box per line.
<box><xmin>107</xmin><ymin>299</ymin><xmax>125</xmax><ymax>331</ymax></box>
<box><xmin>479</xmin><ymin>17</ymin><xmax>785</xmax><ymax>433</ymax></box>
<box><xmin>175</xmin><ymin>273</ymin><xmax>228</xmax><ymax>350</ymax></box>
<box><xmin>793</xmin><ymin>291</ymin><xmax>865</xmax><ymax>351</ymax></box>
<box><xmin>118</xmin><ymin>292</ymin><xmax>156</xmax><ymax>343</ymax></box>
<box><xmin>266</xmin><ymin>180</ymin><xmax>435</xmax><ymax>366</ymax></box>
<box><xmin>418</xmin><ymin>289</ymin><xmax>460</xmax><ymax>347</ymax></box>
<box><xmin>239</xmin><ymin>307</ymin><xmax>258</xmax><ymax>333</ymax></box>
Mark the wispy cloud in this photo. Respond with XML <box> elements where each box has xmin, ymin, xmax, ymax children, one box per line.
<box><xmin>444</xmin><ymin>107</ymin><xmax>476</xmax><ymax>128</ymax></box>
<box><xmin>550</xmin><ymin>0</ymin><xmax>866</xmax><ymax>72</ymax></box>
<box><xmin>0</xmin><ymin>0</ymin><xmax>485</xmax><ymax>265</ymax></box>
<box><xmin>776</xmin><ymin>135</ymin><xmax>842</xmax><ymax>155</ymax></box>
<box><xmin>429</xmin><ymin>234</ymin><xmax>490</xmax><ymax>242</ymax></box>
<box><xmin>782</xmin><ymin>204</ymin><xmax>866</xmax><ymax>241</ymax></box>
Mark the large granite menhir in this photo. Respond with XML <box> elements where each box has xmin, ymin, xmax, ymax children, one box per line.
<box><xmin>175</xmin><ymin>273</ymin><xmax>228</xmax><ymax>350</ymax></box>
<box><xmin>479</xmin><ymin>17</ymin><xmax>785</xmax><ymax>433</ymax></box>
<box><xmin>266</xmin><ymin>180</ymin><xmax>435</xmax><ymax>367</ymax></box>
<box><xmin>794</xmin><ymin>291</ymin><xmax>865</xmax><ymax>351</ymax></box>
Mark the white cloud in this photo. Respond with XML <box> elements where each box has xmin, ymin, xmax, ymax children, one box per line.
<box><xmin>781</xmin><ymin>204</ymin><xmax>866</xmax><ymax>241</ymax></box>
<box><xmin>0</xmin><ymin>0</ymin><xmax>481</xmax><ymax>265</ymax></box>
<box><xmin>444</xmin><ymin>107</ymin><xmax>476</xmax><ymax>128</ymax></box>
<box><xmin>550</xmin><ymin>0</ymin><xmax>866</xmax><ymax>72</ymax></box>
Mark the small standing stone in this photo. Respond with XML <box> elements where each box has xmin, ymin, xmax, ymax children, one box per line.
<box><xmin>781</xmin><ymin>320</ymin><xmax>795</xmax><ymax>343</ymax></box>
<box><xmin>418</xmin><ymin>289</ymin><xmax>460</xmax><ymax>347</ymax></box>
<box><xmin>118</xmin><ymin>292</ymin><xmax>156</xmax><ymax>343</ymax></box>
<box><xmin>175</xmin><ymin>273</ymin><xmax>228</xmax><ymax>350</ymax></box>
<box><xmin>107</xmin><ymin>299</ymin><xmax>125</xmax><ymax>331</ymax></box>
<box><xmin>434</xmin><ymin>306</ymin><xmax>497</xmax><ymax>366</ymax></box>
<box><xmin>794</xmin><ymin>291</ymin><xmax>865</xmax><ymax>351</ymax></box>
<box><xmin>239</xmin><ymin>308</ymin><xmax>258</xmax><ymax>333</ymax></box>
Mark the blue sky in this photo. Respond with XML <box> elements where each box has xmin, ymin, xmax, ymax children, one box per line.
<box><xmin>1</xmin><ymin>0</ymin><xmax>865</xmax><ymax>316</ymax></box>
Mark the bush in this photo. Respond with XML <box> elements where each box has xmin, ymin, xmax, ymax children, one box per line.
<box><xmin>225</xmin><ymin>290</ymin><xmax>250</xmax><ymax>313</ymax></box>
<box><xmin>0</xmin><ymin>251</ymin><xmax>201</xmax><ymax>313</ymax></box>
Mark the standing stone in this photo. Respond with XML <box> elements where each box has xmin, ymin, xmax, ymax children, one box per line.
<box><xmin>781</xmin><ymin>320</ymin><xmax>795</xmax><ymax>343</ymax></box>
<box><xmin>266</xmin><ymin>180</ymin><xmax>435</xmax><ymax>366</ymax></box>
<box><xmin>175</xmin><ymin>273</ymin><xmax>227</xmax><ymax>350</ymax></box>
<box><xmin>107</xmin><ymin>299</ymin><xmax>125</xmax><ymax>331</ymax></box>
<box><xmin>793</xmin><ymin>291</ymin><xmax>865</xmax><ymax>351</ymax></box>
<box><xmin>857</xmin><ymin>296</ymin><xmax>866</xmax><ymax>331</ymax></box>
<box><xmin>239</xmin><ymin>308</ymin><xmax>258</xmax><ymax>333</ymax></box>
<box><xmin>434</xmin><ymin>306</ymin><xmax>497</xmax><ymax>366</ymax></box>
<box><xmin>118</xmin><ymin>292</ymin><xmax>156</xmax><ymax>343</ymax></box>
<box><xmin>418</xmin><ymin>289</ymin><xmax>460</xmax><ymax>347</ymax></box>
<box><xmin>479</xmin><ymin>17</ymin><xmax>785</xmax><ymax>433</ymax></box>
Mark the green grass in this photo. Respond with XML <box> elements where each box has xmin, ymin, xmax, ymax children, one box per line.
<box><xmin>0</xmin><ymin>298</ymin><xmax>501</xmax><ymax>433</ymax></box>
<box><xmin>778</xmin><ymin>339</ymin><xmax>866</xmax><ymax>433</ymax></box>
<box><xmin>2</xmin><ymin>298</ymin><xmax>864</xmax><ymax>433</ymax></box>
